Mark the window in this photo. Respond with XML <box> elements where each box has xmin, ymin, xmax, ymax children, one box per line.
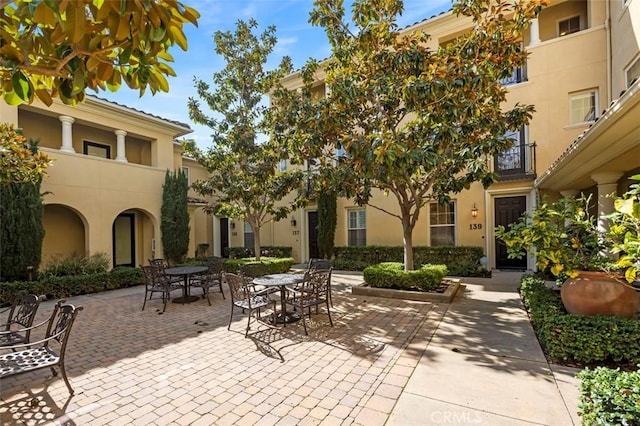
<box><xmin>626</xmin><ymin>55</ymin><xmax>640</xmax><ymax>88</ymax></box>
<box><xmin>278</xmin><ymin>159</ymin><xmax>287</xmax><ymax>172</ymax></box>
<box><xmin>430</xmin><ymin>202</ymin><xmax>456</xmax><ymax>246</ymax></box>
<box><xmin>243</xmin><ymin>222</ymin><xmax>254</xmax><ymax>251</ymax></box>
<box><xmin>570</xmin><ymin>91</ymin><xmax>597</xmax><ymax>124</ymax></box>
<box><xmin>558</xmin><ymin>16</ymin><xmax>580</xmax><ymax>37</ymax></box>
<box><xmin>181</xmin><ymin>166</ymin><xmax>190</xmax><ymax>185</ymax></box>
<box><xmin>83</xmin><ymin>141</ymin><xmax>110</xmax><ymax>159</ymax></box>
<box><xmin>347</xmin><ymin>209</ymin><xmax>366</xmax><ymax>246</ymax></box>
<box><xmin>496</xmin><ymin>127</ymin><xmax>526</xmax><ymax>171</ymax></box>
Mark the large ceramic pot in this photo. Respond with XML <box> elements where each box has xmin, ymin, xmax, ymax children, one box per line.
<box><xmin>560</xmin><ymin>271</ymin><xmax>640</xmax><ymax>318</ymax></box>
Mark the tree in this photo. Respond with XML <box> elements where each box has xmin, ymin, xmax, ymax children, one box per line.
<box><xmin>185</xmin><ymin>19</ymin><xmax>305</xmax><ymax>261</ymax></box>
<box><xmin>160</xmin><ymin>169</ymin><xmax>189</xmax><ymax>265</ymax></box>
<box><xmin>317</xmin><ymin>190</ymin><xmax>337</xmax><ymax>259</ymax></box>
<box><xmin>0</xmin><ymin>0</ymin><xmax>199</xmax><ymax>106</ymax></box>
<box><xmin>1</xmin><ymin>123</ymin><xmax>50</xmax><ymax>185</ymax></box>
<box><xmin>273</xmin><ymin>0</ymin><xmax>544</xmax><ymax>270</ymax></box>
<box><xmin>0</xmin><ymin>180</ymin><xmax>45</xmax><ymax>281</ymax></box>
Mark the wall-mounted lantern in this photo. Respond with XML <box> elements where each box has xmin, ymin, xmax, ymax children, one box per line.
<box><xmin>471</xmin><ymin>203</ymin><xmax>478</xmax><ymax>219</ymax></box>
<box><xmin>290</xmin><ymin>217</ymin><xmax>297</xmax><ymax>227</ymax></box>
<box><xmin>230</xmin><ymin>221</ymin><xmax>236</xmax><ymax>230</ymax></box>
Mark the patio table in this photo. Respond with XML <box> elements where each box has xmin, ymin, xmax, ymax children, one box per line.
<box><xmin>252</xmin><ymin>273</ymin><xmax>305</xmax><ymax>324</ymax></box>
<box><xmin>164</xmin><ymin>266</ymin><xmax>208</xmax><ymax>304</ymax></box>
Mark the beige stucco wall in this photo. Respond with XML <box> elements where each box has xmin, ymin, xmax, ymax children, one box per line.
<box><xmin>610</xmin><ymin>0</ymin><xmax>640</xmax><ymax>95</ymax></box>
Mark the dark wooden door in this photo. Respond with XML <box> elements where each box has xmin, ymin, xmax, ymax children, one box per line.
<box><xmin>307</xmin><ymin>211</ymin><xmax>319</xmax><ymax>260</ymax></box>
<box><xmin>495</xmin><ymin>196</ymin><xmax>527</xmax><ymax>270</ymax></box>
<box><xmin>113</xmin><ymin>213</ymin><xmax>135</xmax><ymax>267</ymax></box>
<box><xmin>219</xmin><ymin>218</ymin><xmax>229</xmax><ymax>257</ymax></box>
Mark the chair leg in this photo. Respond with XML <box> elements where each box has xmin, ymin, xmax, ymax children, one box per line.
<box><xmin>203</xmin><ymin>288</ymin><xmax>211</xmax><ymax>306</ymax></box>
<box><xmin>162</xmin><ymin>291</ymin><xmax>168</xmax><ymax>312</ymax></box>
<box><xmin>59</xmin><ymin>362</ymin><xmax>74</xmax><ymax>395</ymax></box>
<box><xmin>245</xmin><ymin>310</ymin><xmax>252</xmax><ymax>337</ymax></box>
<box><xmin>301</xmin><ymin>307</ymin><xmax>309</xmax><ymax>336</ymax></box>
<box><xmin>219</xmin><ymin>282</ymin><xmax>226</xmax><ymax>299</ymax></box>
<box><xmin>326</xmin><ymin>300</ymin><xmax>333</xmax><ymax>327</ymax></box>
<box><xmin>227</xmin><ymin>304</ymin><xmax>234</xmax><ymax>330</ymax></box>
<box><xmin>142</xmin><ymin>290</ymin><xmax>148</xmax><ymax>311</ymax></box>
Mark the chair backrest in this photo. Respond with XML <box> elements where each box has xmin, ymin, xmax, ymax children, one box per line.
<box><xmin>143</xmin><ymin>265</ymin><xmax>171</xmax><ymax>288</ymax></box>
<box><xmin>43</xmin><ymin>300</ymin><xmax>83</xmax><ymax>361</ymax></box>
<box><xmin>3</xmin><ymin>294</ymin><xmax>41</xmax><ymax>331</ymax></box>
<box><xmin>304</xmin><ymin>268</ymin><xmax>332</xmax><ymax>300</ymax></box>
<box><xmin>225</xmin><ymin>272</ymin><xmax>260</xmax><ymax>307</ymax></box>
<box><xmin>149</xmin><ymin>258</ymin><xmax>169</xmax><ymax>268</ymax></box>
<box><xmin>309</xmin><ymin>258</ymin><xmax>332</xmax><ymax>271</ymax></box>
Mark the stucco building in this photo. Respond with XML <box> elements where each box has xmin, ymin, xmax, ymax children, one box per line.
<box><xmin>2</xmin><ymin>0</ymin><xmax>638</xmax><ymax>271</ymax></box>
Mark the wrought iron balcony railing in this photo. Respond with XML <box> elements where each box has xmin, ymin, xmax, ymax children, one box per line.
<box><xmin>494</xmin><ymin>142</ymin><xmax>536</xmax><ymax>180</ymax></box>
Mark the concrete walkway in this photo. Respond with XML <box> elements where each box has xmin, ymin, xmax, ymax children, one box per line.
<box><xmin>0</xmin><ymin>271</ymin><xmax>581</xmax><ymax>425</ymax></box>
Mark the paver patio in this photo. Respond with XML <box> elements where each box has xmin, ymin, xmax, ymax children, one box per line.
<box><xmin>2</xmin><ymin>271</ymin><xmax>581</xmax><ymax>425</ymax></box>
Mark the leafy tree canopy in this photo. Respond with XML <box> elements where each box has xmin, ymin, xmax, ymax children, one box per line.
<box><xmin>185</xmin><ymin>19</ymin><xmax>304</xmax><ymax>260</ymax></box>
<box><xmin>0</xmin><ymin>123</ymin><xmax>50</xmax><ymax>185</ymax></box>
<box><xmin>0</xmin><ymin>0</ymin><xmax>199</xmax><ymax>106</ymax></box>
<box><xmin>272</xmin><ymin>0</ymin><xmax>545</xmax><ymax>269</ymax></box>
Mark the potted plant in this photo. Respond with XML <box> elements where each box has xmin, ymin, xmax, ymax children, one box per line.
<box><xmin>496</xmin><ymin>194</ymin><xmax>639</xmax><ymax>318</ymax></box>
<box><xmin>607</xmin><ymin>175</ymin><xmax>640</xmax><ymax>285</ymax></box>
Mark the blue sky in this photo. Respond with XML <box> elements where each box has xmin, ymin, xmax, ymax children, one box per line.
<box><xmin>99</xmin><ymin>1</ymin><xmax>453</xmax><ymax>147</ymax></box>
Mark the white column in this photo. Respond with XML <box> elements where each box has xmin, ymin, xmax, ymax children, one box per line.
<box><xmin>114</xmin><ymin>129</ymin><xmax>128</xmax><ymax>162</ymax></box>
<box><xmin>591</xmin><ymin>172</ymin><xmax>623</xmax><ymax>233</ymax></box>
<box><xmin>59</xmin><ymin>115</ymin><xmax>75</xmax><ymax>153</ymax></box>
<box><xmin>529</xmin><ymin>18</ymin><xmax>540</xmax><ymax>46</ymax></box>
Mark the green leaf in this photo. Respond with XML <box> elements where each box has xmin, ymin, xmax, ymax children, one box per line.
<box><xmin>12</xmin><ymin>70</ymin><xmax>31</xmax><ymax>101</ymax></box>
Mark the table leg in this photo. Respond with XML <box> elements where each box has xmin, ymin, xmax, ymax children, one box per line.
<box><xmin>271</xmin><ymin>285</ymin><xmax>300</xmax><ymax>324</ymax></box>
<box><xmin>172</xmin><ymin>274</ymin><xmax>200</xmax><ymax>304</ymax></box>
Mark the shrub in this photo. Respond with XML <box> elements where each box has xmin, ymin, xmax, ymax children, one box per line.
<box><xmin>520</xmin><ymin>274</ymin><xmax>640</xmax><ymax>365</ymax></box>
<box><xmin>222</xmin><ymin>257</ymin><xmax>294</xmax><ymax>275</ymax></box>
<box><xmin>363</xmin><ymin>262</ymin><xmax>448</xmax><ymax>291</ymax></box>
<box><xmin>578</xmin><ymin>366</ymin><xmax>640</xmax><ymax>425</ymax></box>
<box><xmin>0</xmin><ymin>267</ymin><xmax>143</xmax><ymax>305</ymax></box>
<box><xmin>41</xmin><ymin>252</ymin><xmax>111</xmax><ymax>277</ymax></box>
<box><xmin>333</xmin><ymin>245</ymin><xmax>483</xmax><ymax>276</ymax></box>
<box><xmin>225</xmin><ymin>246</ymin><xmax>292</xmax><ymax>259</ymax></box>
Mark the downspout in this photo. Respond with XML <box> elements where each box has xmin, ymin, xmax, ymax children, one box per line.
<box><xmin>605</xmin><ymin>0</ymin><xmax>612</xmax><ymax>104</ymax></box>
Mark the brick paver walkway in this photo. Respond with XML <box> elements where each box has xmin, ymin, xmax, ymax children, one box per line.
<box><xmin>1</xmin><ymin>274</ymin><xmax>447</xmax><ymax>425</ymax></box>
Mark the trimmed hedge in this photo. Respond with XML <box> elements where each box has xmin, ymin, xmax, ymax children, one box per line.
<box><xmin>222</xmin><ymin>257</ymin><xmax>294</xmax><ymax>276</ymax></box>
<box><xmin>0</xmin><ymin>267</ymin><xmax>143</xmax><ymax>306</ymax></box>
<box><xmin>334</xmin><ymin>245</ymin><xmax>484</xmax><ymax>276</ymax></box>
<box><xmin>520</xmin><ymin>274</ymin><xmax>640</xmax><ymax>365</ymax></box>
<box><xmin>578</xmin><ymin>366</ymin><xmax>640</xmax><ymax>425</ymax></box>
<box><xmin>225</xmin><ymin>246</ymin><xmax>292</xmax><ymax>259</ymax></box>
<box><xmin>363</xmin><ymin>262</ymin><xmax>448</xmax><ymax>291</ymax></box>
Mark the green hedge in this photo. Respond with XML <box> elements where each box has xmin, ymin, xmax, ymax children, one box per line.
<box><xmin>578</xmin><ymin>366</ymin><xmax>640</xmax><ymax>425</ymax></box>
<box><xmin>363</xmin><ymin>262</ymin><xmax>448</xmax><ymax>291</ymax></box>
<box><xmin>520</xmin><ymin>274</ymin><xmax>640</xmax><ymax>365</ymax></box>
<box><xmin>334</xmin><ymin>245</ymin><xmax>484</xmax><ymax>276</ymax></box>
<box><xmin>225</xmin><ymin>246</ymin><xmax>292</xmax><ymax>259</ymax></box>
<box><xmin>222</xmin><ymin>257</ymin><xmax>294</xmax><ymax>276</ymax></box>
<box><xmin>0</xmin><ymin>267</ymin><xmax>143</xmax><ymax>306</ymax></box>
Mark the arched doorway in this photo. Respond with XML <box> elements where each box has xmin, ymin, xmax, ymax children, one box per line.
<box><xmin>42</xmin><ymin>204</ymin><xmax>86</xmax><ymax>267</ymax></box>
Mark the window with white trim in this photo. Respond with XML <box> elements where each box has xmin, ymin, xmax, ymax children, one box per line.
<box><xmin>430</xmin><ymin>202</ymin><xmax>456</xmax><ymax>246</ymax></box>
<box><xmin>569</xmin><ymin>90</ymin><xmax>597</xmax><ymax>124</ymax></box>
<box><xmin>180</xmin><ymin>166</ymin><xmax>190</xmax><ymax>185</ymax></box>
<box><xmin>626</xmin><ymin>55</ymin><xmax>640</xmax><ymax>88</ymax></box>
<box><xmin>347</xmin><ymin>209</ymin><xmax>366</xmax><ymax>246</ymax></box>
<box><xmin>243</xmin><ymin>222</ymin><xmax>254</xmax><ymax>250</ymax></box>
<box><xmin>558</xmin><ymin>16</ymin><xmax>580</xmax><ymax>37</ymax></box>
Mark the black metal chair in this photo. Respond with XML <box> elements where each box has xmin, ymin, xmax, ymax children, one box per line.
<box><xmin>225</xmin><ymin>272</ymin><xmax>276</xmax><ymax>337</ymax></box>
<box><xmin>148</xmin><ymin>258</ymin><xmax>181</xmax><ymax>284</ymax></box>
<box><xmin>189</xmin><ymin>261</ymin><xmax>225</xmax><ymax>305</ymax></box>
<box><xmin>141</xmin><ymin>265</ymin><xmax>181</xmax><ymax>312</ymax></box>
<box><xmin>308</xmin><ymin>259</ymin><xmax>334</xmax><ymax>306</ymax></box>
<box><xmin>0</xmin><ymin>300</ymin><xmax>83</xmax><ymax>395</ymax></box>
<box><xmin>285</xmin><ymin>268</ymin><xmax>333</xmax><ymax>335</ymax></box>
<box><xmin>0</xmin><ymin>294</ymin><xmax>42</xmax><ymax>348</ymax></box>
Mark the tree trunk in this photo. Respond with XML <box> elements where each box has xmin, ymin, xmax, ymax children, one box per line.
<box><xmin>402</xmin><ymin>216</ymin><xmax>414</xmax><ymax>271</ymax></box>
<box><xmin>252</xmin><ymin>222</ymin><xmax>262</xmax><ymax>261</ymax></box>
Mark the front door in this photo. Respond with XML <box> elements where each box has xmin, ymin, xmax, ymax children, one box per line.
<box><xmin>113</xmin><ymin>213</ymin><xmax>135</xmax><ymax>267</ymax></box>
<box><xmin>495</xmin><ymin>196</ymin><xmax>527</xmax><ymax>270</ymax></box>
<box><xmin>307</xmin><ymin>211</ymin><xmax>319</xmax><ymax>260</ymax></box>
<box><xmin>219</xmin><ymin>218</ymin><xmax>229</xmax><ymax>257</ymax></box>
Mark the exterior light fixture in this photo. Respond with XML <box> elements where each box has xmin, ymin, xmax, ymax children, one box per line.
<box><xmin>230</xmin><ymin>221</ymin><xmax>236</xmax><ymax>230</ymax></box>
<box><xmin>471</xmin><ymin>204</ymin><xmax>478</xmax><ymax>219</ymax></box>
<box><xmin>290</xmin><ymin>218</ymin><xmax>297</xmax><ymax>227</ymax></box>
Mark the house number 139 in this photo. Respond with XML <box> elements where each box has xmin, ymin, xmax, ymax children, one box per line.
<box><xmin>469</xmin><ymin>223</ymin><xmax>483</xmax><ymax>230</ymax></box>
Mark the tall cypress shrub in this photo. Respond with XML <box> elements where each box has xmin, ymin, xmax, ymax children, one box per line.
<box><xmin>317</xmin><ymin>190</ymin><xmax>337</xmax><ymax>259</ymax></box>
<box><xmin>160</xmin><ymin>169</ymin><xmax>190</xmax><ymax>265</ymax></box>
<box><xmin>0</xmin><ymin>181</ymin><xmax>45</xmax><ymax>281</ymax></box>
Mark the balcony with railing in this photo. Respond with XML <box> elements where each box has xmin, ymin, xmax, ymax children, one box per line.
<box><xmin>500</xmin><ymin>65</ymin><xmax>527</xmax><ymax>86</ymax></box>
<box><xmin>494</xmin><ymin>142</ymin><xmax>537</xmax><ymax>181</ymax></box>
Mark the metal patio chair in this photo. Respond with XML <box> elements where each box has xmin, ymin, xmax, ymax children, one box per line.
<box><xmin>285</xmin><ymin>268</ymin><xmax>333</xmax><ymax>335</ymax></box>
<box><xmin>141</xmin><ymin>265</ymin><xmax>181</xmax><ymax>312</ymax></box>
<box><xmin>189</xmin><ymin>261</ymin><xmax>225</xmax><ymax>305</ymax></box>
<box><xmin>225</xmin><ymin>272</ymin><xmax>276</xmax><ymax>337</ymax></box>
<box><xmin>0</xmin><ymin>294</ymin><xmax>42</xmax><ymax>348</ymax></box>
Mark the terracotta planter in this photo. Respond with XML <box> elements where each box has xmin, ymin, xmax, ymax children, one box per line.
<box><xmin>560</xmin><ymin>271</ymin><xmax>640</xmax><ymax>318</ymax></box>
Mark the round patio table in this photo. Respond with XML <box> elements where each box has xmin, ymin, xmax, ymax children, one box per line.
<box><xmin>252</xmin><ymin>273</ymin><xmax>305</xmax><ymax>324</ymax></box>
<box><xmin>164</xmin><ymin>266</ymin><xmax>208</xmax><ymax>304</ymax></box>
